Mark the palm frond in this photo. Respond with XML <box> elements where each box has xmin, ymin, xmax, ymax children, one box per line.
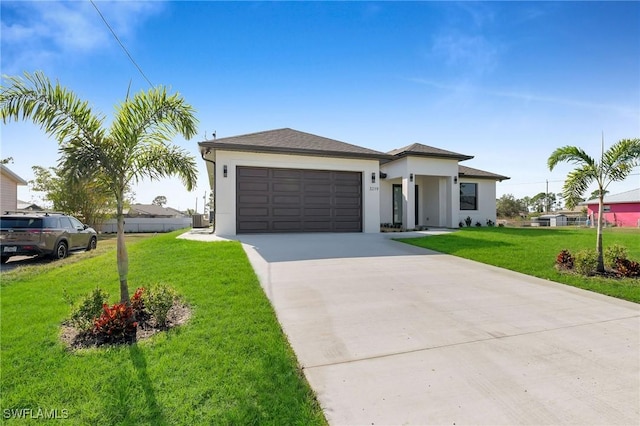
<box><xmin>547</xmin><ymin>146</ymin><xmax>595</xmax><ymax>171</ymax></box>
<box><xmin>562</xmin><ymin>166</ymin><xmax>596</xmax><ymax>202</ymax></box>
<box><xmin>601</xmin><ymin>138</ymin><xmax>640</xmax><ymax>182</ymax></box>
<box><xmin>1</xmin><ymin>71</ymin><xmax>105</xmax><ymax>144</ymax></box>
<box><xmin>109</xmin><ymin>86</ymin><xmax>198</xmax><ymax>151</ymax></box>
<box><xmin>130</xmin><ymin>142</ymin><xmax>198</xmax><ymax>191</ymax></box>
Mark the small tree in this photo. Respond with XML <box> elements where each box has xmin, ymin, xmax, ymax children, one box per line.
<box><xmin>548</xmin><ymin>138</ymin><xmax>640</xmax><ymax>272</ymax></box>
<box><xmin>152</xmin><ymin>195</ymin><xmax>167</xmax><ymax>207</ymax></box>
<box><xmin>496</xmin><ymin>194</ymin><xmax>523</xmax><ymax>218</ymax></box>
<box><xmin>1</xmin><ymin>71</ymin><xmax>198</xmax><ymax>303</ymax></box>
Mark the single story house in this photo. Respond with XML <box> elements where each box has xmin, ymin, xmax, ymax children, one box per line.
<box><xmin>127</xmin><ymin>204</ymin><xmax>186</xmax><ymax>218</ymax></box>
<box><xmin>581</xmin><ymin>188</ymin><xmax>640</xmax><ymax>228</ymax></box>
<box><xmin>199</xmin><ymin>128</ymin><xmax>508</xmax><ymax>235</ymax></box>
<box><xmin>0</xmin><ymin>164</ymin><xmax>28</xmax><ymax>213</ymax></box>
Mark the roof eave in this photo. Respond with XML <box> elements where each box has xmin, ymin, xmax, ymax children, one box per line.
<box><xmin>199</xmin><ymin>142</ymin><xmax>394</xmax><ymax>161</ymax></box>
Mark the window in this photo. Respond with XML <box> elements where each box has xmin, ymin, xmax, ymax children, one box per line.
<box><xmin>392</xmin><ymin>184</ymin><xmax>403</xmax><ymax>225</ymax></box>
<box><xmin>460</xmin><ymin>183</ymin><xmax>477</xmax><ymax>210</ymax></box>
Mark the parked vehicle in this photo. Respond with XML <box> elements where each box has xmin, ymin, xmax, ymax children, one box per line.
<box><xmin>0</xmin><ymin>211</ymin><xmax>97</xmax><ymax>264</ymax></box>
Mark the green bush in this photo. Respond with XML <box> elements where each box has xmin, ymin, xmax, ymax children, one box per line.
<box><xmin>573</xmin><ymin>249</ymin><xmax>599</xmax><ymax>276</ymax></box>
<box><xmin>144</xmin><ymin>284</ymin><xmax>178</xmax><ymax>327</ymax></box>
<box><xmin>605</xmin><ymin>244</ymin><xmax>628</xmax><ymax>269</ymax></box>
<box><xmin>66</xmin><ymin>288</ymin><xmax>110</xmax><ymax>332</ymax></box>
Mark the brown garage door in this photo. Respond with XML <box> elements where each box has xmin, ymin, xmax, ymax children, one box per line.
<box><xmin>236</xmin><ymin>166</ymin><xmax>362</xmax><ymax>233</ymax></box>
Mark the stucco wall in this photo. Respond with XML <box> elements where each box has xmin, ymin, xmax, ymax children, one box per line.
<box><xmin>457</xmin><ymin>179</ymin><xmax>497</xmax><ymax>226</ymax></box>
<box><xmin>211</xmin><ymin>150</ymin><xmax>381</xmax><ymax>235</ymax></box>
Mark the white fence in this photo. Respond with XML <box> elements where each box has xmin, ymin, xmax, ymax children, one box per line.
<box><xmin>99</xmin><ymin>217</ymin><xmax>193</xmax><ymax>233</ymax></box>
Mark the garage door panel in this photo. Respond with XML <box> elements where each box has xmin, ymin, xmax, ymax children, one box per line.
<box><xmin>238</xmin><ymin>181</ymin><xmax>269</xmax><ymax>191</ymax></box>
<box><xmin>272</xmin><ymin>182</ymin><xmax>301</xmax><ymax>192</ymax></box>
<box><xmin>273</xmin><ymin>208</ymin><xmax>302</xmax><ymax>217</ymax></box>
<box><xmin>273</xmin><ymin>195</ymin><xmax>301</xmax><ymax>204</ymax></box>
<box><xmin>237</xmin><ymin>166</ymin><xmax>362</xmax><ymax>233</ymax></box>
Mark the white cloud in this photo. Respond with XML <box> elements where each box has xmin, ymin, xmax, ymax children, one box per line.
<box><xmin>1</xmin><ymin>1</ymin><xmax>164</xmax><ymax>73</ymax></box>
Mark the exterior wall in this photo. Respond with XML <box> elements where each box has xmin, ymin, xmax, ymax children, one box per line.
<box><xmin>0</xmin><ymin>169</ymin><xmax>25</xmax><ymax>213</ymax></box>
<box><xmin>380</xmin><ymin>157</ymin><xmax>459</xmax><ymax>228</ymax></box>
<box><xmin>458</xmin><ymin>178</ymin><xmax>497</xmax><ymax>226</ymax></box>
<box><xmin>587</xmin><ymin>202</ymin><xmax>640</xmax><ymax>227</ymax></box>
<box><xmin>213</xmin><ymin>150</ymin><xmax>381</xmax><ymax>235</ymax></box>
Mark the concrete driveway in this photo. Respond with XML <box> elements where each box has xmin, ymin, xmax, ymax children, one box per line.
<box><xmin>234</xmin><ymin>232</ymin><xmax>639</xmax><ymax>425</ymax></box>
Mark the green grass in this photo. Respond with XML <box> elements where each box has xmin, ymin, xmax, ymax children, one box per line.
<box><xmin>398</xmin><ymin>227</ymin><xmax>640</xmax><ymax>303</ymax></box>
<box><xmin>1</xmin><ymin>231</ymin><xmax>326</xmax><ymax>425</ymax></box>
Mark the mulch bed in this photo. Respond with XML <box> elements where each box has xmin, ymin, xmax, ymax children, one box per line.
<box><xmin>60</xmin><ymin>302</ymin><xmax>192</xmax><ymax>350</ymax></box>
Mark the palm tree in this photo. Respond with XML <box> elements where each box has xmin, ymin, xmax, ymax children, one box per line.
<box><xmin>1</xmin><ymin>71</ymin><xmax>198</xmax><ymax>303</ymax></box>
<box><xmin>548</xmin><ymin>138</ymin><xmax>640</xmax><ymax>272</ymax></box>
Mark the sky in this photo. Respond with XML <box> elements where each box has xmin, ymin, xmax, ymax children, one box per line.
<box><xmin>1</xmin><ymin>1</ymin><xmax>639</xmax><ymax>212</ymax></box>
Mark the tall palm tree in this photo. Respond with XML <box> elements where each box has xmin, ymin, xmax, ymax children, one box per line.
<box><xmin>1</xmin><ymin>71</ymin><xmax>198</xmax><ymax>303</ymax></box>
<box><xmin>548</xmin><ymin>138</ymin><xmax>640</xmax><ymax>272</ymax></box>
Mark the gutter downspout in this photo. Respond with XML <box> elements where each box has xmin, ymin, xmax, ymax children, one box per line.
<box><xmin>200</xmin><ymin>152</ymin><xmax>216</xmax><ymax>234</ymax></box>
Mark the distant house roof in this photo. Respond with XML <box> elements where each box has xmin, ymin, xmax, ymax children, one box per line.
<box><xmin>388</xmin><ymin>143</ymin><xmax>473</xmax><ymax>161</ymax></box>
<box><xmin>17</xmin><ymin>200</ymin><xmax>44</xmax><ymax>211</ymax></box>
<box><xmin>0</xmin><ymin>164</ymin><xmax>28</xmax><ymax>185</ymax></box>
<box><xmin>582</xmin><ymin>188</ymin><xmax>640</xmax><ymax>205</ymax></box>
<box><xmin>199</xmin><ymin>128</ymin><xmax>390</xmax><ymax>160</ymax></box>
<box><xmin>128</xmin><ymin>204</ymin><xmax>185</xmax><ymax>217</ymax></box>
<box><xmin>458</xmin><ymin>165</ymin><xmax>510</xmax><ymax>182</ymax></box>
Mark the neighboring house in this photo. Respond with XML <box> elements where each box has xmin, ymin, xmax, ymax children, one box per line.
<box><xmin>127</xmin><ymin>204</ymin><xmax>186</xmax><ymax>218</ymax></box>
<box><xmin>581</xmin><ymin>188</ymin><xmax>640</xmax><ymax>227</ymax></box>
<box><xmin>17</xmin><ymin>200</ymin><xmax>45</xmax><ymax>211</ymax></box>
<box><xmin>199</xmin><ymin>128</ymin><xmax>509</xmax><ymax>235</ymax></box>
<box><xmin>0</xmin><ymin>165</ymin><xmax>28</xmax><ymax>213</ymax></box>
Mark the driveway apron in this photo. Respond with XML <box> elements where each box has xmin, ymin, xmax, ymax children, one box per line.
<box><xmin>235</xmin><ymin>232</ymin><xmax>639</xmax><ymax>425</ymax></box>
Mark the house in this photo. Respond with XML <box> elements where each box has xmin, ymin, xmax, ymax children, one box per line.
<box><xmin>581</xmin><ymin>188</ymin><xmax>640</xmax><ymax>227</ymax></box>
<box><xmin>17</xmin><ymin>200</ymin><xmax>44</xmax><ymax>211</ymax></box>
<box><xmin>127</xmin><ymin>204</ymin><xmax>186</xmax><ymax>218</ymax></box>
<box><xmin>199</xmin><ymin>128</ymin><xmax>508</xmax><ymax>235</ymax></box>
<box><xmin>0</xmin><ymin>165</ymin><xmax>28</xmax><ymax>213</ymax></box>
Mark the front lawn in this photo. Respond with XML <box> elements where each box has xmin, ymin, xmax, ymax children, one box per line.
<box><xmin>0</xmin><ymin>231</ymin><xmax>326</xmax><ymax>425</ymax></box>
<box><xmin>398</xmin><ymin>227</ymin><xmax>640</xmax><ymax>303</ymax></box>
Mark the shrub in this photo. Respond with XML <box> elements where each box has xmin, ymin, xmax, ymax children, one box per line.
<box><xmin>556</xmin><ymin>249</ymin><xmax>574</xmax><ymax>270</ymax></box>
<box><xmin>615</xmin><ymin>258</ymin><xmax>640</xmax><ymax>278</ymax></box>
<box><xmin>66</xmin><ymin>288</ymin><xmax>110</xmax><ymax>332</ymax></box>
<box><xmin>131</xmin><ymin>287</ymin><xmax>150</xmax><ymax>325</ymax></box>
<box><xmin>475</xmin><ymin>221</ymin><xmax>482</xmax><ymax>227</ymax></box>
<box><xmin>486</xmin><ymin>219</ymin><xmax>495</xmax><ymax>227</ymax></box>
<box><xmin>144</xmin><ymin>284</ymin><xmax>178</xmax><ymax>327</ymax></box>
<box><xmin>465</xmin><ymin>216</ymin><xmax>472</xmax><ymax>227</ymax></box>
<box><xmin>93</xmin><ymin>303</ymin><xmax>137</xmax><ymax>344</ymax></box>
<box><xmin>605</xmin><ymin>244</ymin><xmax>628</xmax><ymax>269</ymax></box>
<box><xmin>573</xmin><ymin>249</ymin><xmax>599</xmax><ymax>276</ymax></box>
<box><xmin>458</xmin><ymin>221</ymin><xmax>464</xmax><ymax>228</ymax></box>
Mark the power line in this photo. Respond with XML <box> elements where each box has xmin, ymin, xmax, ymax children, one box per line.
<box><xmin>90</xmin><ymin>0</ymin><xmax>154</xmax><ymax>87</ymax></box>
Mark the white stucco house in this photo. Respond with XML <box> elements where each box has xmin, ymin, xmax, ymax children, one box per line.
<box><xmin>199</xmin><ymin>128</ymin><xmax>508</xmax><ymax>235</ymax></box>
<box><xmin>1</xmin><ymin>164</ymin><xmax>28</xmax><ymax>213</ymax></box>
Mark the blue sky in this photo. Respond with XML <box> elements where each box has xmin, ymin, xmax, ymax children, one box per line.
<box><xmin>2</xmin><ymin>1</ymin><xmax>639</xmax><ymax>211</ymax></box>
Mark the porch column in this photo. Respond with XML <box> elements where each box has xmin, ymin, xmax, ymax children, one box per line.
<box><xmin>403</xmin><ymin>175</ymin><xmax>415</xmax><ymax>230</ymax></box>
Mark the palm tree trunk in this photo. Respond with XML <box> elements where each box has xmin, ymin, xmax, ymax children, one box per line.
<box><xmin>596</xmin><ymin>193</ymin><xmax>605</xmax><ymax>273</ymax></box>
<box><xmin>116</xmin><ymin>197</ymin><xmax>130</xmax><ymax>304</ymax></box>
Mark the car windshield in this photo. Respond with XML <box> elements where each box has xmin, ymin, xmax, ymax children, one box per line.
<box><xmin>0</xmin><ymin>217</ymin><xmax>43</xmax><ymax>229</ymax></box>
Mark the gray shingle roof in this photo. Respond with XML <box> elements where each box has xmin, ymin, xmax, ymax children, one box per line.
<box><xmin>582</xmin><ymin>188</ymin><xmax>640</xmax><ymax>204</ymax></box>
<box><xmin>199</xmin><ymin>128</ymin><xmax>390</xmax><ymax>160</ymax></box>
<box><xmin>388</xmin><ymin>143</ymin><xmax>473</xmax><ymax>161</ymax></box>
<box><xmin>458</xmin><ymin>165</ymin><xmax>510</xmax><ymax>181</ymax></box>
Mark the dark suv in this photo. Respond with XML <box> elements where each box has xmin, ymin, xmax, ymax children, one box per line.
<box><xmin>0</xmin><ymin>212</ymin><xmax>97</xmax><ymax>264</ymax></box>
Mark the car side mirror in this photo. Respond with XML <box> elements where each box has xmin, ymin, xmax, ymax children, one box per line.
<box><xmin>83</xmin><ymin>224</ymin><xmax>89</xmax><ymax>230</ymax></box>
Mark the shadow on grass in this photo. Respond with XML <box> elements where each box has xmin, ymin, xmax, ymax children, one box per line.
<box><xmin>397</xmin><ymin>235</ymin><xmax>515</xmax><ymax>252</ymax></box>
<box><xmin>129</xmin><ymin>344</ymin><xmax>165</xmax><ymax>424</ymax></box>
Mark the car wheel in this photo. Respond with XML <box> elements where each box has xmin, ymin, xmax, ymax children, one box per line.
<box><xmin>1</xmin><ymin>256</ymin><xmax>9</xmax><ymax>264</ymax></box>
<box><xmin>52</xmin><ymin>241</ymin><xmax>68</xmax><ymax>260</ymax></box>
<box><xmin>87</xmin><ymin>236</ymin><xmax>97</xmax><ymax>251</ymax></box>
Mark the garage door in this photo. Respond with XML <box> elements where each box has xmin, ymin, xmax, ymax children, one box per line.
<box><xmin>236</xmin><ymin>166</ymin><xmax>362</xmax><ymax>233</ymax></box>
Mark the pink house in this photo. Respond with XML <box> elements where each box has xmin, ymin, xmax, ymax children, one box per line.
<box><xmin>583</xmin><ymin>188</ymin><xmax>640</xmax><ymax>228</ymax></box>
